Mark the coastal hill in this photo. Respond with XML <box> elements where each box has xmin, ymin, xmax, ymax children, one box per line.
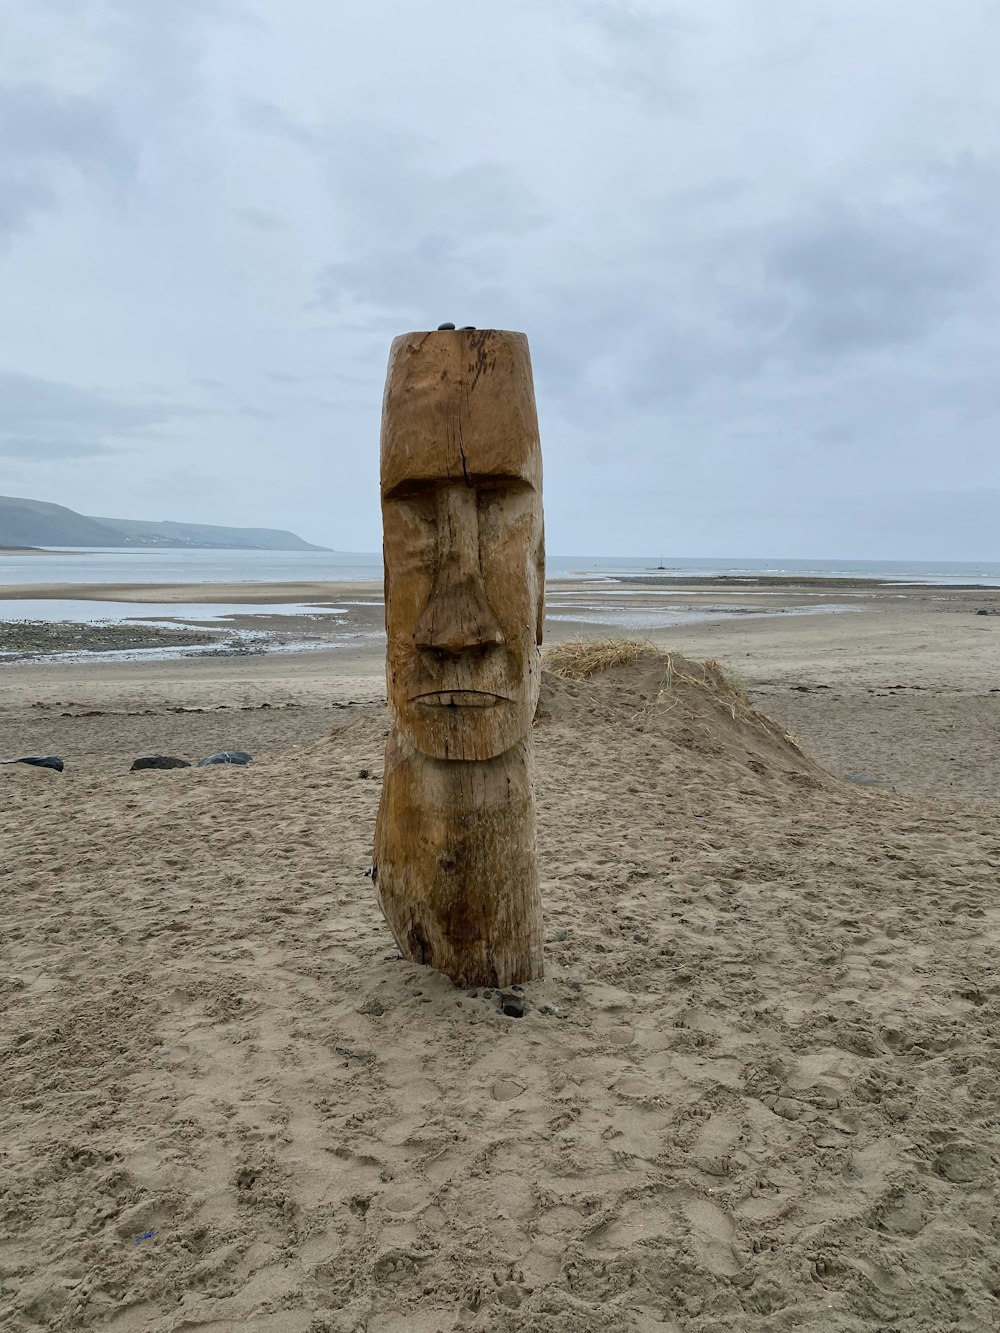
<box><xmin>0</xmin><ymin>494</ymin><xmax>328</xmax><ymax>551</ymax></box>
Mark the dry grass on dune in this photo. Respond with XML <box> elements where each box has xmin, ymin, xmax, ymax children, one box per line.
<box><xmin>542</xmin><ymin>638</ymin><xmax>799</xmax><ymax>749</ymax></box>
<box><xmin>542</xmin><ymin>639</ymin><xmax>750</xmax><ymax>711</ymax></box>
<box><xmin>542</xmin><ymin>637</ymin><xmax>656</xmax><ymax>679</ymax></box>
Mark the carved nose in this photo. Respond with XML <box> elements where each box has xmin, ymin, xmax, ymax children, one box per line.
<box><xmin>414</xmin><ymin>573</ymin><xmax>505</xmax><ymax>653</ymax></box>
<box><xmin>413</xmin><ymin>483</ymin><xmax>505</xmax><ymax>654</ymax></box>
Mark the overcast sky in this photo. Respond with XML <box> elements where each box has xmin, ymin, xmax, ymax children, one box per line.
<box><xmin>1</xmin><ymin>1</ymin><xmax>998</xmax><ymax>557</ymax></box>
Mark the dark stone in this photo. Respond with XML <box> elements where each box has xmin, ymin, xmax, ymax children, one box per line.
<box><xmin>130</xmin><ymin>755</ymin><xmax>191</xmax><ymax>771</ymax></box>
<box><xmin>975</xmin><ymin>608</ymin><xmax>1000</xmax><ymax>616</ymax></box>
<box><xmin>437</xmin><ymin>322</ymin><xmax>456</xmax><ymax>330</ymax></box>
<box><xmin>568</xmin><ymin>980</ymin><xmax>583</xmax><ymax>992</ymax></box>
<box><xmin>197</xmin><ymin>751</ymin><xmax>252</xmax><ymax>767</ymax></box>
<box><xmin>551</xmin><ymin>929</ymin><xmax>568</xmax><ymax>942</ymax></box>
<box><xmin>510</xmin><ymin>984</ymin><xmax>525</xmax><ymax>994</ymax></box>
<box><xmin>2</xmin><ymin>756</ymin><xmax>63</xmax><ymax>772</ymax></box>
<box><xmin>502</xmin><ymin>996</ymin><xmax>525</xmax><ymax>1018</ymax></box>
<box><xmin>460</xmin><ymin>325</ymin><xmax>476</xmax><ymax>330</ymax></box>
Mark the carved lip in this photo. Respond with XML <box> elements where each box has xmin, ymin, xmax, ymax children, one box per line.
<box><xmin>411</xmin><ymin>690</ymin><xmax>508</xmax><ymax>708</ymax></box>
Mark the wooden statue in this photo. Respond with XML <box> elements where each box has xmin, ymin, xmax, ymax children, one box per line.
<box><xmin>373</xmin><ymin>327</ymin><xmax>545</xmax><ymax>988</ymax></box>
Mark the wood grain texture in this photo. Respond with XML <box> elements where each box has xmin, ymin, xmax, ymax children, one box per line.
<box><xmin>374</xmin><ymin>730</ymin><xmax>543</xmax><ymax>987</ymax></box>
<box><xmin>374</xmin><ymin>327</ymin><xmax>545</xmax><ymax>985</ymax></box>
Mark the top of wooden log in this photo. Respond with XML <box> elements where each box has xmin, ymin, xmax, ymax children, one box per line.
<box><xmin>380</xmin><ymin>329</ymin><xmax>541</xmax><ymax>499</ymax></box>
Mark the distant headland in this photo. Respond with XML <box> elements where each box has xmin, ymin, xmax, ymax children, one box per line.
<box><xmin>0</xmin><ymin>494</ymin><xmax>328</xmax><ymax>552</ymax></box>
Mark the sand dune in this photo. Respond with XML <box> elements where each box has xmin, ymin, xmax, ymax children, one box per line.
<box><xmin>2</xmin><ymin>651</ymin><xmax>998</xmax><ymax>1331</ymax></box>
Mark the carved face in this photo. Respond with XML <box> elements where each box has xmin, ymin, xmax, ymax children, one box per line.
<box><xmin>381</xmin><ymin>329</ymin><xmax>545</xmax><ymax>762</ymax></box>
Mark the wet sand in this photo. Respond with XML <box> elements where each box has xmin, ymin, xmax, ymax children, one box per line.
<box><xmin>0</xmin><ymin>546</ymin><xmax>75</xmax><ymax>556</ymax></box>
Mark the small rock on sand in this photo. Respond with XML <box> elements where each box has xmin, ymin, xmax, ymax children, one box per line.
<box><xmin>130</xmin><ymin>756</ymin><xmax>191</xmax><ymax>771</ymax></box>
<box><xmin>1</xmin><ymin>756</ymin><xmax>64</xmax><ymax>772</ymax></box>
<box><xmin>197</xmin><ymin>751</ymin><xmax>252</xmax><ymax>767</ymax></box>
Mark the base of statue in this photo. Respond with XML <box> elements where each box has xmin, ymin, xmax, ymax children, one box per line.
<box><xmin>373</xmin><ymin>728</ymin><xmax>544</xmax><ymax>988</ymax></box>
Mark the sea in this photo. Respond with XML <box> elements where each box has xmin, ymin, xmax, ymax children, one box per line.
<box><xmin>1</xmin><ymin>548</ymin><xmax>998</xmax><ymax>589</ymax></box>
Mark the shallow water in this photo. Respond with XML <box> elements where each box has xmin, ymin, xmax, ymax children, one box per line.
<box><xmin>0</xmin><ymin>600</ymin><xmax>348</xmax><ymax>626</ymax></box>
<box><xmin>546</xmin><ymin>602</ymin><xmax>862</xmax><ymax>631</ymax></box>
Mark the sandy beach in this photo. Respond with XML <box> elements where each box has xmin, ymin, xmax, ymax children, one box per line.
<box><xmin>2</xmin><ymin>580</ymin><xmax>1000</xmax><ymax>1331</ymax></box>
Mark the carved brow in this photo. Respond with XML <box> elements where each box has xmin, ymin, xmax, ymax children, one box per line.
<box><xmin>384</xmin><ymin>473</ymin><xmax>533</xmax><ymax>500</ymax></box>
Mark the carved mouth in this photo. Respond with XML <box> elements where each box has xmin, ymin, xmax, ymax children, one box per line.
<box><xmin>411</xmin><ymin>691</ymin><xmax>508</xmax><ymax>708</ymax></box>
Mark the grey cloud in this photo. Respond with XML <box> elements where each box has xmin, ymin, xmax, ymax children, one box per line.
<box><xmin>812</xmin><ymin>423</ymin><xmax>857</xmax><ymax>447</ymax></box>
<box><xmin>0</xmin><ymin>436</ymin><xmax>119</xmax><ymax>460</ymax></box>
<box><xmin>0</xmin><ymin>370</ymin><xmax>198</xmax><ymax>463</ymax></box>
<box><xmin>315</xmin><ymin>235</ymin><xmax>465</xmax><ymax>319</ymax></box>
<box><xmin>320</xmin><ymin>128</ymin><xmax>545</xmax><ymax>243</ymax></box>
<box><xmin>801</xmin><ymin>485</ymin><xmax>1000</xmax><ymax>558</ymax></box>
<box><xmin>1</xmin><ymin>369</ymin><xmax>172</xmax><ymax>430</ymax></box>
<box><xmin>313</xmin><ymin>140</ymin><xmax>546</xmax><ymax>320</ymax></box>
<box><xmin>530</xmin><ymin>153</ymin><xmax>1000</xmax><ymax>433</ymax></box>
<box><xmin>76</xmin><ymin>0</ymin><xmax>256</xmax><ymax>109</ymax></box>
<box><xmin>234</xmin><ymin>206</ymin><xmax>286</xmax><ymax>232</ymax></box>
<box><xmin>0</xmin><ymin>0</ymin><xmax>254</xmax><ymax>242</ymax></box>
<box><xmin>0</xmin><ymin>81</ymin><xmax>134</xmax><ymax>237</ymax></box>
<box><xmin>0</xmin><ymin>175</ymin><xmax>55</xmax><ymax>240</ymax></box>
<box><xmin>240</xmin><ymin>98</ymin><xmax>323</xmax><ymax>149</ymax></box>
<box><xmin>241</xmin><ymin>102</ymin><xmax>546</xmax><ymax>320</ymax></box>
<box><xmin>759</xmin><ymin>204</ymin><xmax>984</xmax><ymax>358</ymax></box>
<box><xmin>937</xmin><ymin>372</ymin><xmax>1000</xmax><ymax>425</ymax></box>
<box><xmin>563</xmin><ymin>0</ymin><xmax>689</xmax><ymax>112</ymax></box>
<box><xmin>0</xmin><ymin>82</ymin><xmax>133</xmax><ymax>177</ymax></box>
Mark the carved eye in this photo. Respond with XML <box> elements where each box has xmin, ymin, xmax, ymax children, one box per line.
<box><xmin>475</xmin><ymin>477</ymin><xmax>532</xmax><ymax>504</ymax></box>
<box><xmin>385</xmin><ymin>482</ymin><xmax>436</xmax><ymax>525</ymax></box>
<box><xmin>386</xmin><ymin>479</ymin><xmax>429</xmax><ymax>499</ymax></box>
